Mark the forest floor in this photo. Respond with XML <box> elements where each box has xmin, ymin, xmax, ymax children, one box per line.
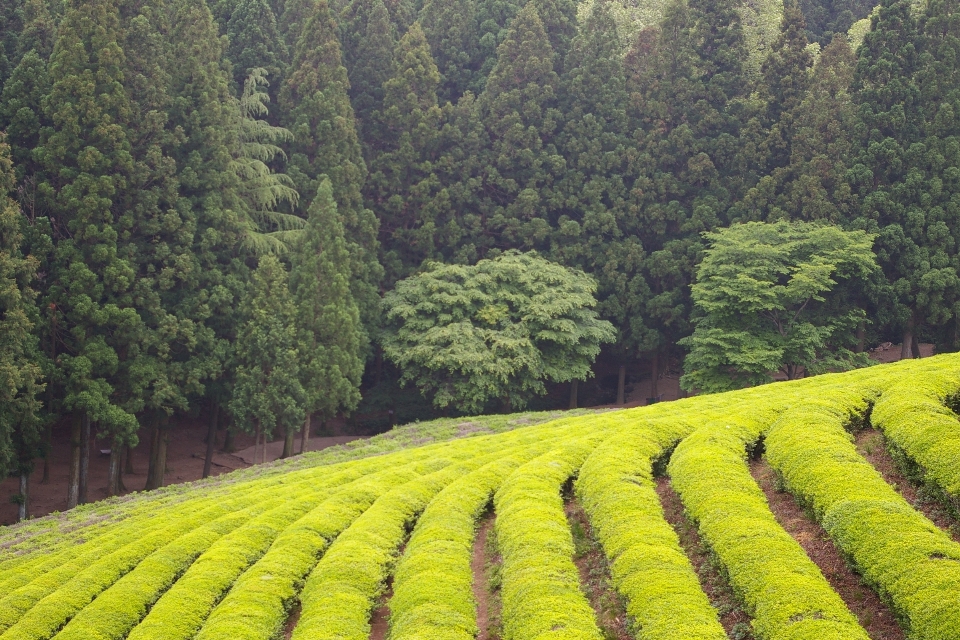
<box><xmin>0</xmin><ymin>343</ymin><xmax>927</xmax><ymax>524</ymax></box>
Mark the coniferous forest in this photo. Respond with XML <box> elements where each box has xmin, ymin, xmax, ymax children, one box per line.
<box><xmin>2</xmin><ymin>0</ymin><xmax>960</xmax><ymax>509</ymax></box>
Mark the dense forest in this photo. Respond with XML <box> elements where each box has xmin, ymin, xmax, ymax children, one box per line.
<box><xmin>1</xmin><ymin>0</ymin><xmax>959</xmax><ymax>507</ymax></box>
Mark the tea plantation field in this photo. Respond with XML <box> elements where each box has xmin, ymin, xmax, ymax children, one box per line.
<box><xmin>1</xmin><ymin>357</ymin><xmax>959</xmax><ymax>640</ymax></box>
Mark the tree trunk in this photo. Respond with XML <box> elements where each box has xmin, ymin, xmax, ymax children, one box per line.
<box><xmin>254</xmin><ymin>421</ymin><xmax>262</xmax><ymax>465</ymax></box>
<box><xmin>78</xmin><ymin>413</ymin><xmax>91</xmax><ymax>505</ymax></box>
<box><xmin>300</xmin><ymin>413</ymin><xmax>310</xmax><ymax>455</ymax></box>
<box><xmin>912</xmin><ymin>333</ymin><xmax>922</xmax><ymax>359</ymax></box>
<box><xmin>202</xmin><ymin>402</ymin><xmax>219</xmax><ymax>479</ymax></box>
<box><xmin>41</xmin><ymin>421</ymin><xmax>52</xmax><ymax>485</ymax></box>
<box><xmin>855</xmin><ymin>322</ymin><xmax>866</xmax><ymax>353</ymax></box>
<box><xmin>281</xmin><ymin>422</ymin><xmax>295</xmax><ymax>459</ymax></box>
<box><xmin>221</xmin><ymin>426</ymin><xmax>236</xmax><ymax>453</ymax></box>
<box><xmin>649</xmin><ymin>350</ymin><xmax>660</xmax><ymax>402</ymax></box>
<box><xmin>145</xmin><ymin>423</ymin><xmax>168</xmax><ymax>490</ymax></box>
<box><xmin>107</xmin><ymin>445</ymin><xmax>121</xmax><ymax>497</ymax></box>
<box><xmin>18</xmin><ymin>472</ymin><xmax>28</xmax><ymax>522</ymax></box>
<box><xmin>67</xmin><ymin>413</ymin><xmax>81</xmax><ymax>509</ymax></box>
<box><xmin>901</xmin><ymin>315</ymin><xmax>916</xmax><ymax>359</ymax></box>
<box><xmin>118</xmin><ymin>447</ymin><xmax>127</xmax><ymax>493</ymax></box>
<box><xmin>569</xmin><ymin>379</ymin><xmax>579</xmax><ymax>410</ymax></box>
<box><xmin>124</xmin><ymin>444</ymin><xmax>135</xmax><ymax>475</ymax></box>
<box><xmin>616</xmin><ymin>364</ymin><xmax>626</xmax><ymax>405</ymax></box>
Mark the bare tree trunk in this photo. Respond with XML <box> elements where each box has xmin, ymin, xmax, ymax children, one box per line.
<box><xmin>78</xmin><ymin>413</ymin><xmax>91</xmax><ymax>505</ymax></box>
<box><xmin>616</xmin><ymin>365</ymin><xmax>626</xmax><ymax>405</ymax></box>
<box><xmin>855</xmin><ymin>322</ymin><xmax>866</xmax><ymax>353</ymax></box>
<box><xmin>300</xmin><ymin>413</ymin><xmax>310</xmax><ymax>455</ymax></box>
<box><xmin>901</xmin><ymin>314</ymin><xmax>916</xmax><ymax>359</ymax></box>
<box><xmin>124</xmin><ymin>444</ymin><xmax>135</xmax><ymax>475</ymax></box>
<box><xmin>202</xmin><ymin>402</ymin><xmax>219</xmax><ymax>479</ymax></box>
<box><xmin>912</xmin><ymin>333</ymin><xmax>922</xmax><ymax>359</ymax></box>
<box><xmin>145</xmin><ymin>424</ymin><xmax>160</xmax><ymax>490</ymax></box>
<box><xmin>18</xmin><ymin>472</ymin><xmax>28</xmax><ymax>521</ymax></box>
<box><xmin>145</xmin><ymin>422</ymin><xmax>168</xmax><ymax>490</ymax></box>
<box><xmin>569</xmin><ymin>379</ymin><xmax>578</xmax><ymax>410</ymax></box>
<box><xmin>221</xmin><ymin>425</ymin><xmax>236</xmax><ymax>453</ymax></box>
<box><xmin>281</xmin><ymin>423</ymin><xmax>295</xmax><ymax>459</ymax></box>
<box><xmin>67</xmin><ymin>414</ymin><xmax>81</xmax><ymax>509</ymax></box>
<box><xmin>649</xmin><ymin>350</ymin><xmax>660</xmax><ymax>402</ymax></box>
<box><xmin>107</xmin><ymin>445</ymin><xmax>121</xmax><ymax>497</ymax></box>
<box><xmin>118</xmin><ymin>447</ymin><xmax>127</xmax><ymax>492</ymax></box>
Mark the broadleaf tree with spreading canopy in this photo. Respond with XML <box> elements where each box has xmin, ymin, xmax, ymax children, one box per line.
<box><xmin>680</xmin><ymin>220</ymin><xmax>878</xmax><ymax>393</ymax></box>
<box><xmin>381</xmin><ymin>251</ymin><xmax>615</xmax><ymax>413</ymax></box>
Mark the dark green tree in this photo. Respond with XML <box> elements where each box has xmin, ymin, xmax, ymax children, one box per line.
<box><xmin>0</xmin><ymin>136</ymin><xmax>44</xmax><ymax>520</ymax></box>
<box><xmin>279</xmin><ymin>0</ymin><xmax>383</xmax><ymax>357</ymax></box>
<box><xmin>530</xmin><ymin>0</ymin><xmax>577</xmax><ymax>67</ymax></box>
<box><xmin>224</xmin><ymin>0</ymin><xmax>287</xmax><ymax>93</ymax></box>
<box><xmin>290</xmin><ymin>178</ymin><xmax>363</xmax><ymax>457</ymax></box>
<box><xmin>419</xmin><ymin>0</ymin><xmax>479</xmax><ymax>103</ymax></box>
<box><xmin>382</xmin><ymin>251</ymin><xmax>615</xmax><ymax>413</ymax></box>
<box><xmin>366</xmin><ymin>22</ymin><xmax>444</xmax><ymax>283</ymax></box>
<box><xmin>230</xmin><ymin>254</ymin><xmax>305</xmax><ymax>464</ymax></box>
<box><xmin>340</xmin><ymin>0</ymin><xmax>397</xmax><ymax>142</ymax></box>
<box><xmin>680</xmin><ymin>221</ymin><xmax>877</xmax><ymax>393</ymax></box>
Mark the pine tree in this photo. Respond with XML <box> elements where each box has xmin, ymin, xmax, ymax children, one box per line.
<box><xmin>279</xmin><ymin>0</ymin><xmax>383</xmax><ymax>356</ymax></box>
<box><xmin>0</xmin><ymin>135</ymin><xmax>44</xmax><ymax>519</ymax></box>
<box><xmin>340</xmin><ymin>0</ymin><xmax>397</xmax><ymax>146</ymax></box>
<box><xmin>367</xmin><ymin>22</ymin><xmax>444</xmax><ymax>283</ymax></box>
<box><xmin>848</xmin><ymin>0</ymin><xmax>931</xmax><ymax>357</ymax></box>
<box><xmin>530</xmin><ymin>0</ymin><xmax>577</xmax><ymax>66</ymax></box>
<box><xmin>16</xmin><ymin>0</ymin><xmax>56</xmax><ymax>60</ymax></box>
<box><xmin>419</xmin><ymin>0</ymin><xmax>479</xmax><ymax>103</ymax></box>
<box><xmin>290</xmin><ymin>178</ymin><xmax>363</xmax><ymax>457</ymax></box>
<box><xmin>473</xmin><ymin>0</ymin><xmax>523</xmax><ymax>91</ymax></box>
<box><xmin>224</xmin><ymin>0</ymin><xmax>288</xmax><ymax>93</ymax></box>
<box><xmin>478</xmin><ymin>2</ymin><xmax>559</xmax><ymax>249</ymax></box>
<box><xmin>38</xmin><ymin>0</ymin><xmax>140</xmax><ymax>506</ymax></box>
<box><xmin>230</xmin><ymin>254</ymin><xmax>305</xmax><ymax>464</ymax></box>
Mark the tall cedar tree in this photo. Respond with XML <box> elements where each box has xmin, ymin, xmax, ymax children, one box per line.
<box><xmin>473</xmin><ymin>0</ymin><xmax>523</xmax><ymax>92</ymax></box>
<box><xmin>279</xmin><ymin>0</ymin><xmax>383</xmax><ymax>356</ymax></box>
<box><xmin>340</xmin><ymin>0</ymin><xmax>397</xmax><ymax>147</ymax></box>
<box><xmin>367</xmin><ymin>22</ymin><xmax>444</xmax><ymax>284</ymax></box>
<box><xmin>38</xmin><ymin>0</ymin><xmax>140</xmax><ymax>506</ymax></box>
<box><xmin>230</xmin><ymin>254</ymin><xmax>305</xmax><ymax>462</ymax></box>
<box><xmin>419</xmin><ymin>0</ymin><xmax>479</xmax><ymax>104</ymax></box>
<box><xmin>478</xmin><ymin>2</ymin><xmax>559</xmax><ymax>251</ymax></box>
<box><xmin>848</xmin><ymin>0</ymin><xmax>938</xmax><ymax>357</ymax></box>
<box><xmin>290</xmin><ymin>177</ymin><xmax>363</xmax><ymax>457</ymax></box>
<box><xmin>551</xmin><ymin>0</ymin><xmax>643</xmax><ymax>378</ymax></box>
<box><xmin>0</xmin><ymin>136</ymin><xmax>44</xmax><ymax>518</ymax></box>
<box><xmin>530</xmin><ymin>0</ymin><xmax>577</xmax><ymax>68</ymax></box>
<box><xmin>223</xmin><ymin>0</ymin><xmax>288</xmax><ymax>96</ymax></box>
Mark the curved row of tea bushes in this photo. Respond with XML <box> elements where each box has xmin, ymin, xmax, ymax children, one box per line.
<box><xmin>53</xmin><ymin>453</ymin><xmax>436</xmax><ymax>640</ymax></box>
<box><xmin>127</xmin><ymin>456</ymin><xmax>454</xmax><ymax>640</ymax></box>
<box><xmin>386</xmin><ymin>448</ymin><xmax>550</xmax><ymax>640</ymax></box>
<box><xmin>668</xmin><ymin>398</ymin><xmax>871</xmax><ymax>640</ymax></box>
<box><xmin>575</xmin><ymin>416</ymin><xmax>727</xmax><ymax>640</ymax></box>
<box><xmin>288</xmin><ymin>417</ymin><xmax>592</xmax><ymax>640</ymax></box>
<box><xmin>765</xmin><ymin>378</ymin><xmax>960</xmax><ymax>640</ymax></box>
<box><xmin>870</xmin><ymin>363</ymin><xmax>960</xmax><ymax>512</ymax></box>
<box><xmin>494</xmin><ymin>432</ymin><xmax>617</xmax><ymax>640</ymax></box>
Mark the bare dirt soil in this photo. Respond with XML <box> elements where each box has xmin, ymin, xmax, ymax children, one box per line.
<box><xmin>655</xmin><ymin>476</ymin><xmax>753</xmax><ymax>637</ymax></box>
<box><xmin>472</xmin><ymin>512</ymin><xmax>498</xmax><ymax>640</ymax></box>
<box><xmin>854</xmin><ymin>427</ymin><xmax>960</xmax><ymax>543</ymax></box>
<box><xmin>564</xmin><ymin>498</ymin><xmax>631</xmax><ymax>640</ymax></box>
<box><xmin>750</xmin><ymin>460</ymin><xmax>905</xmax><ymax>639</ymax></box>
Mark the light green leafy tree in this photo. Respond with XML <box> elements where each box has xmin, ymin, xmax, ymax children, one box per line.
<box><xmin>382</xmin><ymin>251</ymin><xmax>616</xmax><ymax>413</ymax></box>
<box><xmin>680</xmin><ymin>221</ymin><xmax>878</xmax><ymax>393</ymax></box>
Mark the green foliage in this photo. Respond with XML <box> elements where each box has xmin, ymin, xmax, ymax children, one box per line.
<box><xmin>382</xmin><ymin>251</ymin><xmax>615</xmax><ymax>413</ymax></box>
<box><xmin>681</xmin><ymin>221</ymin><xmax>878</xmax><ymax>393</ymax></box>
<box><xmin>290</xmin><ymin>178</ymin><xmax>363</xmax><ymax>421</ymax></box>
<box><xmin>223</xmin><ymin>0</ymin><xmax>287</xmax><ymax>90</ymax></box>
<box><xmin>230</xmin><ymin>254</ymin><xmax>305</xmax><ymax>440</ymax></box>
<box><xmin>0</xmin><ymin>135</ymin><xmax>43</xmax><ymax>477</ymax></box>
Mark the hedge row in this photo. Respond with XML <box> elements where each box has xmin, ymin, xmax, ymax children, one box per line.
<box><xmin>387</xmin><ymin>447</ymin><xmax>552</xmax><ymax>639</ymax></box>
<box><xmin>493</xmin><ymin>427</ymin><xmax>619</xmax><ymax>640</ymax></box>
<box><xmin>668</xmin><ymin>398</ymin><xmax>870</xmax><ymax>640</ymax></box>
<box><xmin>765</xmin><ymin>375</ymin><xmax>960</xmax><ymax>640</ymax></box>
<box><xmin>52</xmin><ymin>450</ymin><xmax>419</xmax><ymax>640</ymax></box>
<box><xmin>126</xmin><ymin>455</ymin><xmax>451</xmax><ymax>640</ymax></box>
<box><xmin>289</xmin><ymin>419</ymin><xmax>585</xmax><ymax>640</ymax></box>
<box><xmin>575</xmin><ymin>414</ymin><xmax>727</xmax><ymax>640</ymax></box>
<box><xmin>870</xmin><ymin>363</ymin><xmax>960</xmax><ymax>513</ymax></box>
